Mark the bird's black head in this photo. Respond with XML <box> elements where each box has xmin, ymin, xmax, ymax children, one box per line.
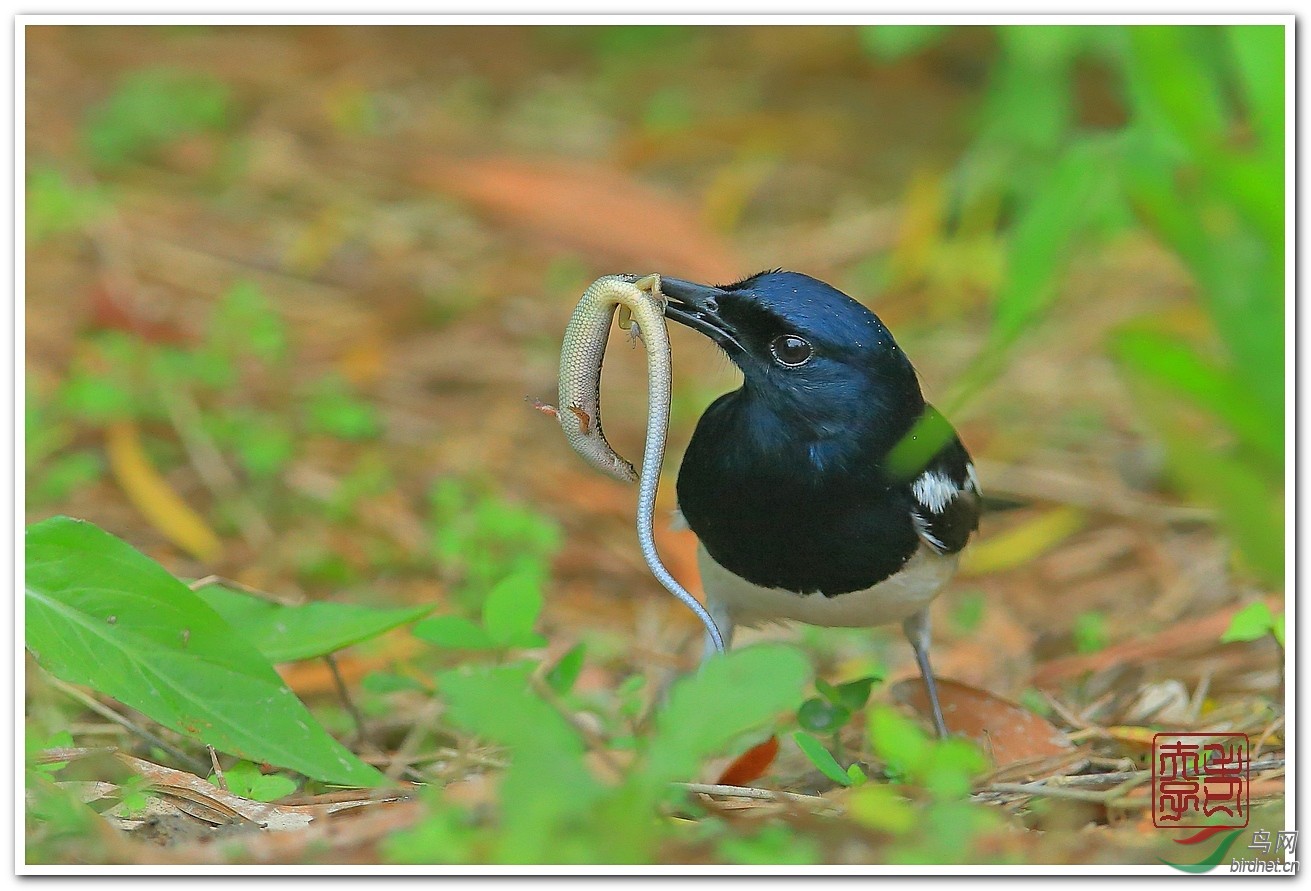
<box><xmin>663</xmin><ymin>270</ymin><xmax>923</xmax><ymax>441</ymax></box>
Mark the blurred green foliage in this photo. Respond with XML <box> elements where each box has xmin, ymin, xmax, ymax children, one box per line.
<box><xmin>25</xmin><ymin>24</ymin><xmax>1286</xmax><ymax>866</ymax></box>
<box><xmin>26</xmin><ymin>167</ymin><xmax>109</xmax><ymax>244</ymax></box>
<box><xmin>868</xmin><ymin>25</ymin><xmax>1284</xmax><ymax>587</ymax></box>
<box><xmin>848</xmin><ymin>705</ymin><xmax>1000</xmax><ymax>864</ymax></box>
<box><xmin>26</xmin><ymin>280</ymin><xmax>385</xmax><ymax>522</ymax></box>
<box><xmin>1221</xmin><ymin>600</ymin><xmax>1284</xmax><ymax>647</ymax></box>
<box><xmin>426</xmin><ymin>477</ymin><xmax>562</xmax><ymax>610</ymax></box>
<box><xmin>207</xmin><ymin>761</ymin><xmax>298</xmax><ymax>802</ymax></box>
<box><xmin>83</xmin><ymin>68</ymin><xmax>231</xmax><ymax>167</ymax></box>
<box><xmin>1072</xmin><ymin>610</ymin><xmax>1110</xmax><ymax>655</ymax></box>
<box><xmin>385</xmin><ymin>645</ymin><xmax>811</xmax><ymax>864</ymax></box>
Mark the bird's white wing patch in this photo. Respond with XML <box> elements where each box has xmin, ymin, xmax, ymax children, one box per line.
<box><xmin>911</xmin><ymin>469</ymin><xmax>959</xmax><ymax>514</ymax></box>
<box><xmin>965</xmin><ymin>462</ymin><xmax>982</xmax><ymax>496</ymax></box>
<box><xmin>910</xmin><ymin>510</ymin><xmax>947</xmax><ymax>553</ymax></box>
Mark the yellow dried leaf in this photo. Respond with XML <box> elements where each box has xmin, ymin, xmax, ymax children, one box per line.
<box><xmin>1104</xmin><ymin>726</ymin><xmax>1158</xmax><ymax>749</ymax></box>
<box><xmin>105</xmin><ymin>421</ymin><xmax>222</xmax><ymax>562</ymax></box>
<box><xmin>959</xmin><ymin>505</ymin><xmax>1087</xmax><ymax>577</ymax></box>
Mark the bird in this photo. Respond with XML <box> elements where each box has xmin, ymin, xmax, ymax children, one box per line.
<box><xmin>660</xmin><ymin>269</ymin><xmax>981</xmax><ymax>738</ymax></box>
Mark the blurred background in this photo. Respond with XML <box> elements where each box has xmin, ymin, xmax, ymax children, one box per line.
<box><xmin>25</xmin><ymin>24</ymin><xmax>1285</xmax><ymax>863</ymax></box>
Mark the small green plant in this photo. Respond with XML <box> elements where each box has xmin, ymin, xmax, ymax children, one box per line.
<box><xmin>26</xmin><ymin>167</ymin><xmax>109</xmax><ymax>244</ymax></box>
<box><xmin>305</xmin><ymin>376</ymin><xmax>383</xmax><ymax>441</ymax></box>
<box><xmin>83</xmin><ymin>68</ymin><xmax>231</xmax><ymax>167</ymax></box>
<box><xmin>383</xmin><ymin>645</ymin><xmax>811</xmax><ymax>865</ymax></box>
<box><xmin>426</xmin><ymin>478</ymin><xmax>562</xmax><ymax>610</ymax></box>
<box><xmin>1072</xmin><ymin>610</ymin><xmax>1110</xmax><ymax>654</ymax></box>
<box><xmin>850</xmin><ymin>705</ymin><xmax>1000</xmax><ymax>864</ymax></box>
<box><xmin>1221</xmin><ymin>600</ymin><xmax>1284</xmax><ymax>648</ymax></box>
<box><xmin>950</xmin><ymin>591</ymin><xmax>987</xmax><ymax>634</ymax></box>
<box><xmin>412</xmin><ymin>568</ymin><xmax>548</xmax><ymax>652</ymax></box>
<box><xmin>793</xmin><ymin>730</ymin><xmax>865</xmax><ymax>787</ymax></box>
<box><xmin>791</xmin><ymin>675</ymin><xmax>879</xmax><ymax>786</ymax></box>
<box><xmin>208</xmin><ymin>761</ymin><xmax>298</xmax><ymax>802</ymax></box>
<box><xmin>796</xmin><ymin>675</ymin><xmax>880</xmax><ymax>735</ymax></box>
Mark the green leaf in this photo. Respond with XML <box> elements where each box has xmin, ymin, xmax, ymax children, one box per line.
<box><xmin>482</xmin><ymin>570</ymin><xmax>544</xmax><ymax>647</ymax></box>
<box><xmin>194</xmin><ymin>585</ymin><xmax>432</xmax><ymax>663</ymax></box>
<box><xmin>1124</xmin><ymin>374</ymin><xmax>1282</xmax><ymax>586</ymax></box>
<box><xmin>31</xmin><ymin>730</ymin><xmax>75</xmax><ymax>774</ymax></box>
<box><xmin>438</xmin><ymin>662</ymin><xmax>604</xmax><ymax>863</ymax></box>
<box><xmin>1226</xmin><ymin>25</ymin><xmax>1284</xmax><ymax>160</ymax></box>
<box><xmin>209</xmin><ymin>761</ymin><xmax>297</xmax><ymax>802</ymax></box>
<box><xmin>847</xmin><ymin>783</ymin><xmax>917</xmax><ymax>834</ymax></box>
<box><xmin>210</xmin><ymin>281</ymin><xmax>288</xmax><ymax>365</ymax></box>
<box><xmin>1113</xmin><ymin>327</ymin><xmax>1282</xmax><ymax>466</ymax></box>
<box><xmin>833</xmin><ymin>676</ymin><xmax>880</xmax><ymax>713</ymax></box>
<box><xmin>412</xmin><ymin>615</ymin><xmax>496</xmax><ymax>650</ymax></box>
<box><xmin>545</xmin><ymin>643</ymin><xmax>586</xmax><ymax>695</ymax></box>
<box><xmin>361</xmin><ymin>671</ymin><xmax>427</xmax><ymax>695</ymax></box>
<box><xmin>25</xmin><ymin>517</ymin><xmax>382</xmax><ymax>787</ymax></box>
<box><xmin>857</xmin><ymin>25</ymin><xmax>947</xmax><ymax>61</ymax></box>
<box><xmin>306</xmin><ymin>378</ymin><xmax>382</xmax><ymax>441</ymax></box>
<box><xmin>26</xmin><ymin>167</ymin><xmax>108</xmax><ymax>243</ymax></box>
<box><xmin>58</xmin><ymin>372</ymin><xmax>135</xmax><ymax>425</ymax></box>
<box><xmin>886</xmin><ymin>405</ymin><xmax>957</xmax><ymax>482</ymax></box>
<box><xmin>1126</xmin><ymin>26</ymin><xmax>1228</xmax><ymax>155</ymax></box>
<box><xmin>30</xmin><ymin>450</ymin><xmax>105</xmax><ymax>506</ymax></box>
<box><xmin>992</xmin><ymin>142</ymin><xmax>1102</xmax><ymax>347</ymax></box>
<box><xmin>797</xmin><ymin>697</ymin><xmax>850</xmax><ymax>734</ymax></box>
<box><xmin>922</xmin><ymin>738</ymin><xmax>989</xmax><ymax>799</ymax></box>
<box><xmin>846</xmin><ymin>763</ymin><xmax>868</xmax><ymax>786</ymax></box>
<box><xmin>83</xmin><ymin>68</ymin><xmax>230</xmax><ymax>167</ymax></box>
<box><xmin>646</xmin><ymin>645</ymin><xmax>811</xmax><ymax>787</ymax></box>
<box><xmin>1073</xmin><ymin>611</ymin><xmax>1109</xmax><ymax>654</ymax></box>
<box><xmin>792</xmin><ymin>731</ymin><xmax>852</xmax><ymax>787</ymax></box>
<box><xmin>868</xmin><ymin>705</ymin><xmax>931</xmax><ymax>781</ymax></box>
<box><xmin>1220</xmin><ymin>601</ymin><xmax>1280</xmax><ymax>644</ymax></box>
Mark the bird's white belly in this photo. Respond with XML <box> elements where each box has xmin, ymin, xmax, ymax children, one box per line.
<box><xmin>697</xmin><ymin>543</ymin><xmax>957</xmax><ymax>629</ymax></box>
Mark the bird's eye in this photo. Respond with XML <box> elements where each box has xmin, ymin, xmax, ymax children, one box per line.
<box><xmin>769</xmin><ymin>334</ymin><xmax>813</xmax><ymax>367</ymax></box>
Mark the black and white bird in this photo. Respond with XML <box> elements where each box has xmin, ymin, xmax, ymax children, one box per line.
<box><xmin>661</xmin><ymin>270</ymin><xmax>981</xmax><ymax>737</ymax></box>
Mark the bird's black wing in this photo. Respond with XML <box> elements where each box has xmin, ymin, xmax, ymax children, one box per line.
<box><xmin>903</xmin><ymin>421</ymin><xmax>981</xmax><ymax>556</ymax></box>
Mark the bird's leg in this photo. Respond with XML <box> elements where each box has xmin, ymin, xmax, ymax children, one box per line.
<box><xmin>700</xmin><ymin>602</ymin><xmax>735</xmax><ymax>664</ymax></box>
<box><xmin>902</xmin><ymin>608</ymin><xmax>949</xmax><ymax>738</ymax></box>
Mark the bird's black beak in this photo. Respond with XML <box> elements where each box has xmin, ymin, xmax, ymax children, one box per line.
<box><xmin>661</xmin><ymin>276</ymin><xmax>745</xmax><ymax>355</ymax></box>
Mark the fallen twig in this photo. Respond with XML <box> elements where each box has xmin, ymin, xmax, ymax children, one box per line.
<box><xmin>677</xmin><ymin>782</ymin><xmax>832</xmax><ymax>807</ymax></box>
<box><xmin>47</xmin><ymin>677</ymin><xmax>206</xmax><ymax>773</ymax></box>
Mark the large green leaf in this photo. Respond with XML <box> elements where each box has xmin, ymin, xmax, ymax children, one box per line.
<box><xmin>1112</xmin><ymin>328</ymin><xmax>1282</xmax><ymax>466</ymax></box>
<box><xmin>439</xmin><ymin>661</ymin><xmax>604</xmax><ymax>863</ymax></box>
<box><xmin>991</xmin><ymin>142</ymin><xmax>1102</xmax><ymax>347</ymax></box>
<box><xmin>645</xmin><ymin>644</ymin><xmax>811</xmax><ymax>787</ymax></box>
<box><xmin>195</xmin><ymin>585</ymin><xmax>432</xmax><ymax>663</ymax></box>
<box><xmin>25</xmin><ymin>517</ymin><xmax>383</xmax><ymax>787</ymax></box>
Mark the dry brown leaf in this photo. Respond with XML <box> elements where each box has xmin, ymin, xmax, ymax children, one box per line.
<box><xmin>415</xmin><ymin>155</ymin><xmax>744</xmax><ymax>282</ymax></box>
<box><xmin>114</xmin><ymin>753</ymin><xmax>406</xmax><ymax>831</ymax></box>
<box><xmin>890</xmin><ymin>678</ymin><xmax>1074</xmax><ymax>768</ymax></box>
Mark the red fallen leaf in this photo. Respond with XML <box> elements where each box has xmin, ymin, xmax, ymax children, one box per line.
<box><xmin>716</xmin><ymin>735</ymin><xmax>779</xmax><ymax>786</ymax></box>
<box><xmin>889</xmin><ymin>677</ymin><xmax>1073</xmax><ymax>768</ymax></box>
<box><xmin>89</xmin><ymin>281</ymin><xmax>193</xmax><ymax>344</ymax></box>
<box><xmin>414</xmin><ymin>155</ymin><xmax>744</xmax><ymax>283</ymax></box>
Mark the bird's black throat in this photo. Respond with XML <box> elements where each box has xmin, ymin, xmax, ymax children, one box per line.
<box><xmin>676</xmin><ymin>388</ymin><xmax>922</xmax><ymax>597</ymax></box>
